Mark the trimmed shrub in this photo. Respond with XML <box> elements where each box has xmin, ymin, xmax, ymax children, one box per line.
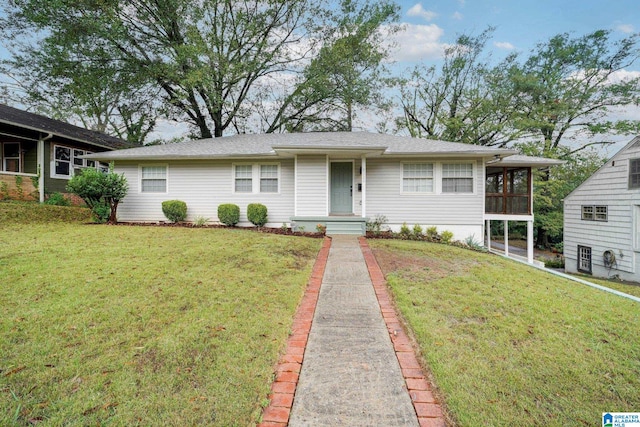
<box><xmin>162</xmin><ymin>200</ymin><xmax>187</xmax><ymax>223</ymax></box>
<box><xmin>412</xmin><ymin>224</ymin><xmax>423</xmax><ymax>238</ymax></box>
<box><xmin>441</xmin><ymin>230</ymin><xmax>454</xmax><ymax>244</ymax></box>
<box><xmin>247</xmin><ymin>203</ymin><xmax>268</xmax><ymax>227</ymax></box>
<box><xmin>218</xmin><ymin>203</ymin><xmax>240</xmax><ymax>226</ymax></box>
<box><xmin>426</xmin><ymin>226</ymin><xmax>438</xmax><ymax>239</ymax></box>
<box><xmin>399</xmin><ymin>222</ymin><xmax>411</xmax><ymax>238</ymax></box>
<box><xmin>44</xmin><ymin>192</ymin><xmax>71</xmax><ymax>206</ymax></box>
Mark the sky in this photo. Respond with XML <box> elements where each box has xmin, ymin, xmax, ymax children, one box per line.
<box><xmin>389</xmin><ymin>0</ymin><xmax>639</xmax><ymax>68</ymax></box>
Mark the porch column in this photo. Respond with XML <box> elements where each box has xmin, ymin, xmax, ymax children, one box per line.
<box><xmin>503</xmin><ymin>220</ymin><xmax>509</xmax><ymax>257</ymax></box>
<box><xmin>361</xmin><ymin>155</ymin><xmax>366</xmax><ymax>218</ymax></box>
<box><xmin>486</xmin><ymin>220</ymin><xmax>491</xmax><ymax>251</ymax></box>
<box><xmin>37</xmin><ymin>138</ymin><xmax>45</xmax><ymax>203</ymax></box>
<box><xmin>527</xmin><ymin>220</ymin><xmax>534</xmax><ymax>264</ymax></box>
<box><xmin>293</xmin><ymin>154</ymin><xmax>298</xmax><ymax>216</ymax></box>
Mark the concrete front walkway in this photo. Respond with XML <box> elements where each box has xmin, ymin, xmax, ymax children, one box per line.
<box><xmin>259</xmin><ymin>235</ymin><xmax>445</xmax><ymax>427</ymax></box>
<box><xmin>288</xmin><ymin>235</ymin><xmax>416</xmax><ymax>426</ymax></box>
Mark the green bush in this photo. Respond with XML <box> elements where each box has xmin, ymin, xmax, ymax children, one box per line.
<box><xmin>412</xmin><ymin>224</ymin><xmax>423</xmax><ymax>238</ymax></box>
<box><xmin>247</xmin><ymin>203</ymin><xmax>268</xmax><ymax>227</ymax></box>
<box><xmin>426</xmin><ymin>226</ymin><xmax>438</xmax><ymax>239</ymax></box>
<box><xmin>399</xmin><ymin>222</ymin><xmax>411</xmax><ymax>238</ymax></box>
<box><xmin>66</xmin><ymin>165</ymin><xmax>128</xmax><ymax>224</ymax></box>
<box><xmin>162</xmin><ymin>200</ymin><xmax>187</xmax><ymax>223</ymax></box>
<box><xmin>92</xmin><ymin>201</ymin><xmax>111</xmax><ymax>223</ymax></box>
<box><xmin>218</xmin><ymin>203</ymin><xmax>240</xmax><ymax>226</ymax></box>
<box><xmin>44</xmin><ymin>192</ymin><xmax>71</xmax><ymax>206</ymax></box>
<box><xmin>441</xmin><ymin>230</ymin><xmax>454</xmax><ymax>244</ymax></box>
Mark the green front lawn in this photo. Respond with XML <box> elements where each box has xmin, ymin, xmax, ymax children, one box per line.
<box><xmin>1</xmin><ymin>204</ymin><xmax>321</xmax><ymax>426</ymax></box>
<box><xmin>370</xmin><ymin>239</ymin><xmax>640</xmax><ymax>427</ymax></box>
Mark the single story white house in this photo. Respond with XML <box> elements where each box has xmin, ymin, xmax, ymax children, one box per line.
<box><xmin>564</xmin><ymin>136</ymin><xmax>640</xmax><ymax>280</ymax></box>
<box><xmin>86</xmin><ymin>132</ymin><xmax>560</xmax><ymax>262</ymax></box>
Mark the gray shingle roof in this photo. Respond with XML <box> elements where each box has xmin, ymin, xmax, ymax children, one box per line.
<box><xmin>0</xmin><ymin>104</ymin><xmax>136</xmax><ymax>149</ymax></box>
<box><xmin>85</xmin><ymin>131</ymin><xmax>518</xmax><ymax>160</ymax></box>
<box><xmin>489</xmin><ymin>154</ymin><xmax>565</xmax><ymax>168</ymax></box>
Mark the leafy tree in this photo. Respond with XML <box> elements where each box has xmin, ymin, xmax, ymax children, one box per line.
<box><xmin>1</xmin><ymin>0</ymin><xmax>396</xmax><ymax>139</ymax></box>
<box><xmin>248</xmin><ymin>0</ymin><xmax>399</xmax><ymax>133</ymax></box>
<box><xmin>398</xmin><ymin>28</ymin><xmax>524</xmax><ymax>146</ymax></box>
<box><xmin>508</xmin><ymin>30</ymin><xmax>640</xmax><ymax>157</ymax></box>
<box><xmin>67</xmin><ymin>165</ymin><xmax>128</xmax><ymax>224</ymax></box>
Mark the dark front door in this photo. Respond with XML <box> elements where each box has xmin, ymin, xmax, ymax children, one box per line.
<box><xmin>330</xmin><ymin>162</ymin><xmax>353</xmax><ymax>214</ymax></box>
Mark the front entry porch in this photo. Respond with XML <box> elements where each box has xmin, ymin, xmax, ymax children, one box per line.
<box><xmin>290</xmin><ymin>216</ymin><xmax>367</xmax><ymax>235</ymax></box>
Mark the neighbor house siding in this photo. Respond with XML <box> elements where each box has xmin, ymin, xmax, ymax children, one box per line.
<box><xmin>114</xmin><ymin>159</ymin><xmax>295</xmax><ymax>226</ymax></box>
<box><xmin>365</xmin><ymin>157</ymin><xmax>485</xmax><ymax>239</ymax></box>
<box><xmin>295</xmin><ymin>155</ymin><xmax>328</xmax><ymax>216</ymax></box>
<box><xmin>564</xmin><ymin>139</ymin><xmax>640</xmax><ymax>280</ymax></box>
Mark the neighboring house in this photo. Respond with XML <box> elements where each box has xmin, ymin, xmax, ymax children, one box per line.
<box><xmin>564</xmin><ymin>135</ymin><xmax>640</xmax><ymax>281</ymax></box>
<box><xmin>0</xmin><ymin>104</ymin><xmax>134</xmax><ymax>202</ymax></box>
<box><xmin>86</xmin><ymin>132</ymin><xmax>560</xmax><ymax>262</ymax></box>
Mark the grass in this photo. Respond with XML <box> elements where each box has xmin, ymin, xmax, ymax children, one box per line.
<box><xmin>567</xmin><ymin>273</ymin><xmax>640</xmax><ymax>299</ymax></box>
<box><xmin>1</xmin><ymin>202</ymin><xmax>322</xmax><ymax>426</ymax></box>
<box><xmin>370</xmin><ymin>239</ymin><xmax>640</xmax><ymax>427</ymax></box>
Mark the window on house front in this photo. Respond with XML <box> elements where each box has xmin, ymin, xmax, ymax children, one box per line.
<box><xmin>234</xmin><ymin>165</ymin><xmax>253</xmax><ymax>193</ymax></box>
<box><xmin>2</xmin><ymin>142</ymin><xmax>20</xmax><ymax>172</ymax></box>
<box><xmin>630</xmin><ymin>159</ymin><xmax>640</xmax><ymax>189</ymax></box>
<box><xmin>260</xmin><ymin>164</ymin><xmax>278</xmax><ymax>193</ymax></box>
<box><xmin>54</xmin><ymin>145</ymin><xmax>72</xmax><ymax>177</ymax></box>
<box><xmin>577</xmin><ymin>245</ymin><xmax>592</xmax><ymax>274</ymax></box>
<box><xmin>582</xmin><ymin>205</ymin><xmax>607</xmax><ymax>221</ymax></box>
<box><xmin>140</xmin><ymin>165</ymin><xmax>167</xmax><ymax>193</ymax></box>
<box><xmin>402</xmin><ymin>163</ymin><xmax>433</xmax><ymax>192</ymax></box>
<box><xmin>234</xmin><ymin>164</ymin><xmax>280</xmax><ymax>193</ymax></box>
<box><xmin>442</xmin><ymin>163</ymin><xmax>473</xmax><ymax>193</ymax></box>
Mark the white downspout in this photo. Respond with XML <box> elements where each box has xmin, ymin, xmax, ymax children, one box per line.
<box><xmin>38</xmin><ymin>133</ymin><xmax>53</xmax><ymax>203</ymax></box>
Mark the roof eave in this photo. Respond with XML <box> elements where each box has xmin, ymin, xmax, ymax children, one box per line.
<box><xmin>0</xmin><ymin>118</ymin><xmax>125</xmax><ymax>150</ymax></box>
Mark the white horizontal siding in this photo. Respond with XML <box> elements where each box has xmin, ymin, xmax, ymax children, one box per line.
<box><xmin>114</xmin><ymin>159</ymin><xmax>294</xmax><ymax>226</ymax></box>
<box><xmin>365</xmin><ymin>158</ymin><xmax>484</xmax><ymax>240</ymax></box>
<box><xmin>296</xmin><ymin>155</ymin><xmax>327</xmax><ymax>216</ymax></box>
<box><xmin>564</xmin><ymin>141</ymin><xmax>640</xmax><ymax>279</ymax></box>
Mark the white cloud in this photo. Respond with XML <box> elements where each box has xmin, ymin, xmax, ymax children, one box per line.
<box><xmin>615</xmin><ymin>23</ymin><xmax>635</xmax><ymax>34</ymax></box>
<box><xmin>387</xmin><ymin>23</ymin><xmax>446</xmax><ymax>62</ymax></box>
<box><xmin>407</xmin><ymin>4</ymin><xmax>437</xmax><ymax>21</ymax></box>
<box><xmin>494</xmin><ymin>41</ymin><xmax>515</xmax><ymax>50</ymax></box>
<box><xmin>451</xmin><ymin>11</ymin><xmax>463</xmax><ymax>20</ymax></box>
<box><xmin>607</xmin><ymin>69</ymin><xmax>640</xmax><ymax>84</ymax></box>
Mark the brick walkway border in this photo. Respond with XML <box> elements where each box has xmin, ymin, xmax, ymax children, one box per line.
<box><xmin>359</xmin><ymin>237</ymin><xmax>447</xmax><ymax>427</ymax></box>
<box><xmin>258</xmin><ymin>237</ymin><xmax>331</xmax><ymax>427</ymax></box>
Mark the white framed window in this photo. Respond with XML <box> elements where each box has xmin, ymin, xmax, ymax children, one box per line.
<box><xmin>2</xmin><ymin>142</ymin><xmax>20</xmax><ymax>173</ymax></box>
<box><xmin>581</xmin><ymin>206</ymin><xmax>594</xmax><ymax>220</ymax></box>
<box><xmin>52</xmin><ymin>145</ymin><xmax>104</xmax><ymax>179</ymax></box>
<box><xmin>402</xmin><ymin>163</ymin><xmax>434</xmax><ymax>193</ymax></box>
<box><xmin>630</xmin><ymin>159</ymin><xmax>640</xmax><ymax>189</ymax></box>
<box><xmin>582</xmin><ymin>205</ymin><xmax>607</xmax><ymax>221</ymax></box>
<box><xmin>442</xmin><ymin>163</ymin><xmax>474</xmax><ymax>193</ymax></box>
<box><xmin>234</xmin><ymin>165</ymin><xmax>253</xmax><ymax>193</ymax></box>
<box><xmin>260</xmin><ymin>164</ymin><xmax>279</xmax><ymax>193</ymax></box>
<box><xmin>577</xmin><ymin>245</ymin><xmax>592</xmax><ymax>274</ymax></box>
<box><xmin>140</xmin><ymin>165</ymin><xmax>168</xmax><ymax>193</ymax></box>
<box><xmin>53</xmin><ymin>145</ymin><xmax>72</xmax><ymax>178</ymax></box>
<box><xmin>233</xmin><ymin>163</ymin><xmax>280</xmax><ymax>194</ymax></box>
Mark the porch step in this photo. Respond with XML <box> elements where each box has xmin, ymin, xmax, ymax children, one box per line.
<box><xmin>326</xmin><ymin>221</ymin><xmax>366</xmax><ymax>235</ymax></box>
<box><xmin>290</xmin><ymin>216</ymin><xmax>367</xmax><ymax>236</ymax></box>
